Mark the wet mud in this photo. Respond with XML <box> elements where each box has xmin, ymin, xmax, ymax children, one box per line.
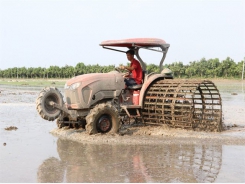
<box><xmin>0</xmin><ymin>80</ymin><xmax>245</xmax><ymax>182</ymax></box>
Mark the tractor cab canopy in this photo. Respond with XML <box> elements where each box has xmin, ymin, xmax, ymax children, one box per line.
<box><xmin>100</xmin><ymin>38</ymin><xmax>170</xmax><ymax>71</ymax></box>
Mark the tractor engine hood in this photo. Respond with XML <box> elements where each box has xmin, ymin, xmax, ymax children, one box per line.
<box><xmin>65</xmin><ymin>72</ymin><xmax>124</xmax><ymax>89</ymax></box>
<box><xmin>64</xmin><ymin>72</ymin><xmax>125</xmax><ymax>109</ymax></box>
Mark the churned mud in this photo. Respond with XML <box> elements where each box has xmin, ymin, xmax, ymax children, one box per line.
<box><xmin>50</xmin><ymin>124</ymin><xmax>245</xmax><ymax>146</ymax></box>
<box><xmin>0</xmin><ymin>80</ymin><xmax>245</xmax><ymax>182</ymax></box>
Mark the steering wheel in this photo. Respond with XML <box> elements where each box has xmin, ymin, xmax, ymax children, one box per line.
<box><xmin>114</xmin><ymin>67</ymin><xmax>130</xmax><ymax>78</ymax></box>
<box><xmin>114</xmin><ymin>67</ymin><xmax>124</xmax><ymax>73</ymax></box>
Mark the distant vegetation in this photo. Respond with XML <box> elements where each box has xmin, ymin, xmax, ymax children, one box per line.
<box><xmin>0</xmin><ymin>57</ymin><xmax>244</xmax><ymax>79</ymax></box>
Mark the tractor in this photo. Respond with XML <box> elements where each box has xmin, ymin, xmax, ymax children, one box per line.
<box><xmin>36</xmin><ymin>38</ymin><xmax>223</xmax><ymax>134</ymax></box>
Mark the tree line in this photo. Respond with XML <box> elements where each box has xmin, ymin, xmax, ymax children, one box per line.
<box><xmin>0</xmin><ymin>57</ymin><xmax>244</xmax><ymax>79</ymax></box>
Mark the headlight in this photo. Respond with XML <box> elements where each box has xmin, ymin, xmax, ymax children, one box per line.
<box><xmin>70</xmin><ymin>82</ymin><xmax>81</xmax><ymax>90</ymax></box>
<box><xmin>64</xmin><ymin>82</ymin><xmax>81</xmax><ymax>90</ymax></box>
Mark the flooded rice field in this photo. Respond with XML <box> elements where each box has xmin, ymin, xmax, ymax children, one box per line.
<box><xmin>0</xmin><ymin>80</ymin><xmax>245</xmax><ymax>182</ymax></box>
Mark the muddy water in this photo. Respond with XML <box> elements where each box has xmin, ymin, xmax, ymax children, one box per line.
<box><xmin>0</xmin><ymin>80</ymin><xmax>245</xmax><ymax>183</ymax></box>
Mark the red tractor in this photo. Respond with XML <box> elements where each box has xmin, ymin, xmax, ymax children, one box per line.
<box><xmin>36</xmin><ymin>38</ymin><xmax>223</xmax><ymax>134</ymax></box>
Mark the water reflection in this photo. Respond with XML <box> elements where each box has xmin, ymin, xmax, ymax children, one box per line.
<box><xmin>37</xmin><ymin>139</ymin><xmax>222</xmax><ymax>183</ymax></box>
<box><xmin>37</xmin><ymin>157</ymin><xmax>65</xmax><ymax>183</ymax></box>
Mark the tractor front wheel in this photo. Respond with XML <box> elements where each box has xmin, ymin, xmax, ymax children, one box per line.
<box><xmin>85</xmin><ymin>103</ymin><xmax>120</xmax><ymax>135</ymax></box>
<box><xmin>36</xmin><ymin>87</ymin><xmax>63</xmax><ymax>121</ymax></box>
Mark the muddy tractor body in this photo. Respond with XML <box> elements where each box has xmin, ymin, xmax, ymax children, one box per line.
<box><xmin>36</xmin><ymin>38</ymin><xmax>223</xmax><ymax>134</ymax></box>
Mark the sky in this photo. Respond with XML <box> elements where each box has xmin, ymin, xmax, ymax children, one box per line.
<box><xmin>0</xmin><ymin>0</ymin><xmax>244</xmax><ymax>70</ymax></box>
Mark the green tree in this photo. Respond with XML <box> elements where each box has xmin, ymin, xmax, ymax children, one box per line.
<box><xmin>169</xmin><ymin>61</ymin><xmax>185</xmax><ymax>78</ymax></box>
<box><xmin>220</xmin><ymin>57</ymin><xmax>235</xmax><ymax>78</ymax></box>
<box><xmin>75</xmin><ymin>62</ymin><xmax>86</xmax><ymax>75</ymax></box>
<box><xmin>185</xmin><ymin>61</ymin><xmax>198</xmax><ymax>78</ymax></box>
<box><xmin>206</xmin><ymin>58</ymin><xmax>220</xmax><ymax>78</ymax></box>
<box><xmin>146</xmin><ymin>64</ymin><xmax>159</xmax><ymax>73</ymax></box>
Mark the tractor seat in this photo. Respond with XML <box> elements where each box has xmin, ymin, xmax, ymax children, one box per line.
<box><xmin>127</xmin><ymin>84</ymin><xmax>142</xmax><ymax>90</ymax></box>
<box><xmin>127</xmin><ymin>70</ymin><xmax>145</xmax><ymax>90</ymax></box>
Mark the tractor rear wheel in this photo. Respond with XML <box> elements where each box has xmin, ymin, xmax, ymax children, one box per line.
<box><xmin>85</xmin><ymin>103</ymin><xmax>120</xmax><ymax>135</ymax></box>
<box><xmin>36</xmin><ymin>87</ymin><xmax>64</xmax><ymax>121</ymax></box>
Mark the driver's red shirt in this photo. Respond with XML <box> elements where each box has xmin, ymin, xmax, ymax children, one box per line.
<box><xmin>131</xmin><ymin>58</ymin><xmax>143</xmax><ymax>84</ymax></box>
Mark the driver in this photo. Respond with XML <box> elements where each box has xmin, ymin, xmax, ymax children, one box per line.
<box><xmin>120</xmin><ymin>49</ymin><xmax>143</xmax><ymax>87</ymax></box>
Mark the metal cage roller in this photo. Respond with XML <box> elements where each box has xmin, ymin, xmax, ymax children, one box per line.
<box><xmin>142</xmin><ymin>79</ymin><xmax>223</xmax><ymax>132</ymax></box>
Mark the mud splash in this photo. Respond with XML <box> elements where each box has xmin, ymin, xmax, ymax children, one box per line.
<box><xmin>50</xmin><ymin>124</ymin><xmax>245</xmax><ymax>146</ymax></box>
